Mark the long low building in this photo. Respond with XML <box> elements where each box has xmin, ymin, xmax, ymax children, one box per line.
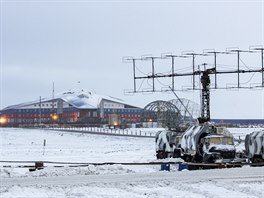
<box><xmin>0</xmin><ymin>90</ymin><xmax>143</xmax><ymax>127</ymax></box>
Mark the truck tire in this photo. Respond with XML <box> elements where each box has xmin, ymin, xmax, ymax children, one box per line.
<box><xmin>173</xmin><ymin>149</ymin><xmax>181</xmax><ymax>158</ymax></box>
<box><xmin>203</xmin><ymin>153</ymin><xmax>214</xmax><ymax>163</ymax></box>
<box><xmin>252</xmin><ymin>155</ymin><xmax>264</xmax><ymax>165</ymax></box>
<box><xmin>156</xmin><ymin>151</ymin><xmax>164</xmax><ymax>159</ymax></box>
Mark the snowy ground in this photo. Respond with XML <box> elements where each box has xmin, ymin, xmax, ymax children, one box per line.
<box><xmin>0</xmin><ymin>127</ymin><xmax>264</xmax><ymax>198</ymax></box>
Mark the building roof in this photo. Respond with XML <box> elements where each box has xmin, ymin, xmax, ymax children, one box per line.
<box><xmin>58</xmin><ymin>89</ymin><xmax>125</xmax><ymax>109</ymax></box>
<box><xmin>2</xmin><ymin>89</ymin><xmax>138</xmax><ymax>110</ymax></box>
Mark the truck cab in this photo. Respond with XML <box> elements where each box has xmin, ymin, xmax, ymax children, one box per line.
<box><xmin>202</xmin><ymin>135</ymin><xmax>236</xmax><ymax>163</ymax></box>
<box><xmin>180</xmin><ymin>124</ymin><xmax>236</xmax><ymax>163</ymax></box>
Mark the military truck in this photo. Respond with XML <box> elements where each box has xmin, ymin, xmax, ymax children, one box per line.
<box><xmin>245</xmin><ymin>130</ymin><xmax>264</xmax><ymax>164</ymax></box>
<box><xmin>155</xmin><ymin>130</ymin><xmax>183</xmax><ymax>159</ymax></box>
<box><xmin>180</xmin><ymin>124</ymin><xmax>236</xmax><ymax>163</ymax></box>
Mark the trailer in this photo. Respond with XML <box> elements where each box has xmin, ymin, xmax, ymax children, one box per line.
<box><xmin>245</xmin><ymin>130</ymin><xmax>264</xmax><ymax>164</ymax></box>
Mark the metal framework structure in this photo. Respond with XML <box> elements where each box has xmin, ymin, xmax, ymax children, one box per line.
<box><xmin>124</xmin><ymin>45</ymin><xmax>264</xmax><ymax>123</ymax></box>
<box><xmin>143</xmin><ymin>100</ymin><xmax>182</xmax><ymax>129</ymax></box>
<box><xmin>169</xmin><ymin>98</ymin><xmax>200</xmax><ymax>120</ymax></box>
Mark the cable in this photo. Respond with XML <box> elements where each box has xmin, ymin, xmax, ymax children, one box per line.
<box><xmin>240</xmin><ymin>72</ymin><xmax>257</xmax><ymax>85</ymax></box>
<box><xmin>239</xmin><ymin>58</ymin><xmax>251</xmax><ymax>70</ymax></box>
<box><xmin>135</xmin><ymin>66</ymin><xmax>148</xmax><ymax>76</ymax></box>
<box><xmin>156</xmin><ymin>78</ymin><xmax>170</xmax><ymax>87</ymax></box>
<box><xmin>137</xmin><ymin>78</ymin><xmax>146</xmax><ymax>92</ymax></box>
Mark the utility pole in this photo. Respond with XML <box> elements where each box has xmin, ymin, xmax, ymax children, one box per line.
<box><xmin>52</xmin><ymin>82</ymin><xmax>55</xmax><ymax>127</ymax></box>
<box><xmin>52</xmin><ymin>82</ymin><xmax>54</xmax><ymax>114</ymax></box>
<box><xmin>39</xmin><ymin>96</ymin><xmax>42</xmax><ymax>126</ymax></box>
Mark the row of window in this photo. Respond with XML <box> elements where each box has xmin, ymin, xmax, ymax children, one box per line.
<box><xmin>2</xmin><ymin>107</ymin><xmax>77</xmax><ymax>114</ymax></box>
<box><xmin>6</xmin><ymin>117</ymin><xmax>76</xmax><ymax>123</ymax></box>
<box><xmin>104</xmin><ymin>108</ymin><xmax>142</xmax><ymax>113</ymax></box>
<box><xmin>11</xmin><ymin>109</ymin><xmax>55</xmax><ymax>113</ymax></box>
<box><xmin>104</xmin><ymin>103</ymin><xmax>123</xmax><ymax>108</ymax></box>
<box><xmin>5</xmin><ymin>112</ymin><xmax>78</xmax><ymax>117</ymax></box>
<box><xmin>34</xmin><ymin>103</ymin><xmax>57</xmax><ymax>107</ymax></box>
<box><xmin>85</xmin><ymin>111</ymin><xmax>142</xmax><ymax>118</ymax></box>
<box><xmin>104</xmin><ymin>114</ymin><xmax>141</xmax><ymax>118</ymax></box>
<box><xmin>7</xmin><ymin>114</ymin><xmax>52</xmax><ymax>118</ymax></box>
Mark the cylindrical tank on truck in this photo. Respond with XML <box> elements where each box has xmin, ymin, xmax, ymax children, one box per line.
<box><xmin>155</xmin><ymin>130</ymin><xmax>183</xmax><ymax>159</ymax></box>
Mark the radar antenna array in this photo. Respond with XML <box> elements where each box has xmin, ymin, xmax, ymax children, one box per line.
<box><xmin>123</xmin><ymin>45</ymin><xmax>264</xmax><ymax>123</ymax></box>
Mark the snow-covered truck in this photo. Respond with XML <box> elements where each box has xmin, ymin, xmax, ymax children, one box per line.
<box><xmin>180</xmin><ymin>124</ymin><xmax>236</xmax><ymax>163</ymax></box>
<box><xmin>245</xmin><ymin>130</ymin><xmax>264</xmax><ymax>164</ymax></box>
<box><xmin>155</xmin><ymin>130</ymin><xmax>183</xmax><ymax>159</ymax></box>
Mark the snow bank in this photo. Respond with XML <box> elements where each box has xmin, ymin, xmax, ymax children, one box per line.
<box><xmin>0</xmin><ymin>164</ymin><xmax>160</xmax><ymax>179</ymax></box>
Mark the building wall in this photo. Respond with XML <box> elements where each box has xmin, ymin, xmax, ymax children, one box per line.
<box><xmin>0</xmin><ymin>106</ymin><xmax>78</xmax><ymax>126</ymax></box>
<box><xmin>0</xmin><ymin>99</ymin><xmax>143</xmax><ymax>127</ymax></box>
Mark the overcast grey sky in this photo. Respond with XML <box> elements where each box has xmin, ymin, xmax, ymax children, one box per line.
<box><xmin>1</xmin><ymin>0</ymin><xmax>264</xmax><ymax>119</ymax></box>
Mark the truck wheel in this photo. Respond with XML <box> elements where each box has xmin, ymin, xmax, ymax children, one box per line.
<box><xmin>184</xmin><ymin>155</ymin><xmax>192</xmax><ymax>162</ymax></box>
<box><xmin>173</xmin><ymin>149</ymin><xmax>181</xmax><ymax>158</ymax></box>
<box><xmin>203</xmin><ymin>154</ymin><xmax>214</xmax><ymax>163</ymax></box>
<box><xmin>252</xmin><ymin>156</ymin><xmax>264</xmax><ymax>165</ymax></box>
<box><xmin>156</xmin><ymin>151</ymin><xmax>164</xmax><ymax>159</ymax></box>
